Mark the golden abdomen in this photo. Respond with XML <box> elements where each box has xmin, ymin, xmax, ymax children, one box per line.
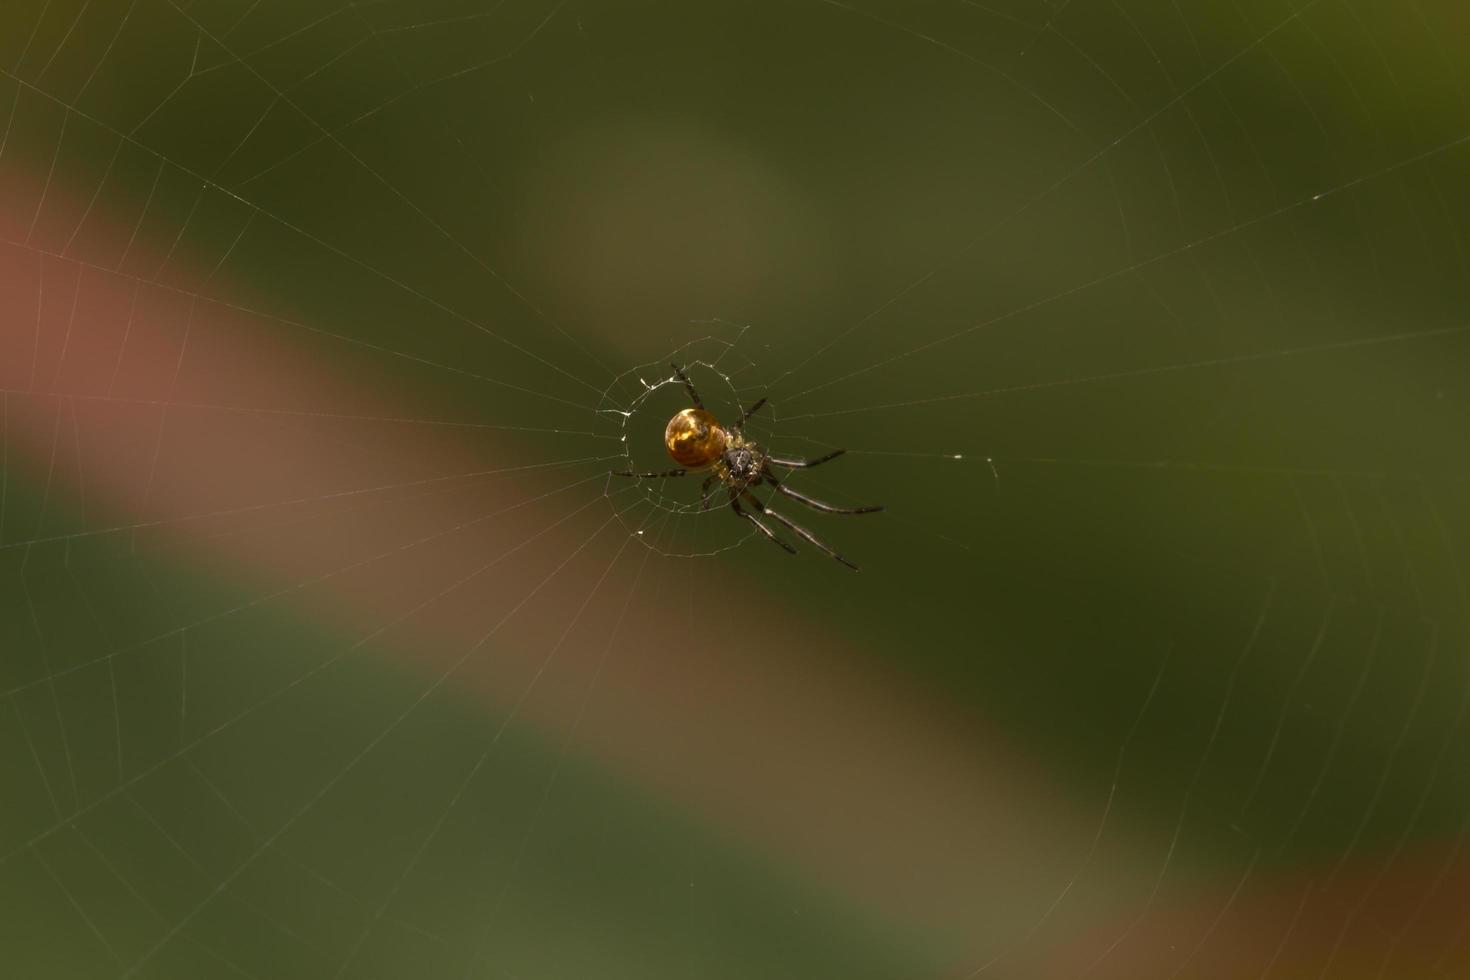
<box><xmin>664</xmin><ymin>408</ymin><xmax>727</xmax><ymax>467</ymax></box>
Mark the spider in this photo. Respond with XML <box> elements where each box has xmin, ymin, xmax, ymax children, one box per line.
<box><xmin>612</xmin><ymin>364</ymin><xmax>882</xmax><ymax>569</ymax></box>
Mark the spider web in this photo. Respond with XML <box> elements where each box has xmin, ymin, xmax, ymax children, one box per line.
<box><xmin>1</xmin><ymin>0</ymin><xmax>1469</xmax><ymax>978</ymax></box>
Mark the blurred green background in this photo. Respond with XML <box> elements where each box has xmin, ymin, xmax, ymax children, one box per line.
<box><xmin>2</xmin><ymin>0</ymin><xmax>1469</xmax><ymax>977</ymax></box>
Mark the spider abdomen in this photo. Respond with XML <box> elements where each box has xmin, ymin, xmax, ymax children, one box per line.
<box><xmin>664</xmin><ymin>408</ymin><xmax>727</xmax><ymax>467</ymax></box>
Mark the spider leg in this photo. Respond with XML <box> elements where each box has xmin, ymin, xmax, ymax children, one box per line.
<box><xmin>730</xmin><ymin>490</ymin><xmax>796</xmax><ymax>555</ymax></box>
<box><xmin>765</xmin><ymin>449</ymin><xmax>845</xmax><ymax>469</ymax></box>
<box><xmin>743</xmin><ymin>492</ymin><xmax>858</xmax><ymax>570</ymax></box>
<box><xmin>612</xmin><ymin>468</ymin><xmax>687</xmax><ymax>479</ymax></box>
<box><xmin>733</xmin><ymin>397</ymin><xmax>768</xmax><ymax>432</ymax></box>
<box><xmin>699</xmin><ymin>475</ymin><xmax>719</xmax><ymax>511</ymax></box>
<box><xmin>671</xmin><ymin>363</ymin><xmax>705</xmax><ymax>409</ymax></box>
<box><xmin>763</xmin><ymin>475</ymin><xmax>882</xmax><ymax>515</ymax></box>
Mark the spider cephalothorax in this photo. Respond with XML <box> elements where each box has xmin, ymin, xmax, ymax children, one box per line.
<box><xmin>613</xmin><ymin>364</ymin><xmax>882</xmax><ymax>569</ymax></box>
<box><xmin>720</xmin><ymin>440</ymin><xmax>763</xmax><ymax>486</ymax></box>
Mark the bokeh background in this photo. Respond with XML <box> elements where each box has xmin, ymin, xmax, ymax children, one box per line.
<box><xmin>2</xmin><ymin>0</ymin><xmax>1469</xmax><ymax>977</ymax></box>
